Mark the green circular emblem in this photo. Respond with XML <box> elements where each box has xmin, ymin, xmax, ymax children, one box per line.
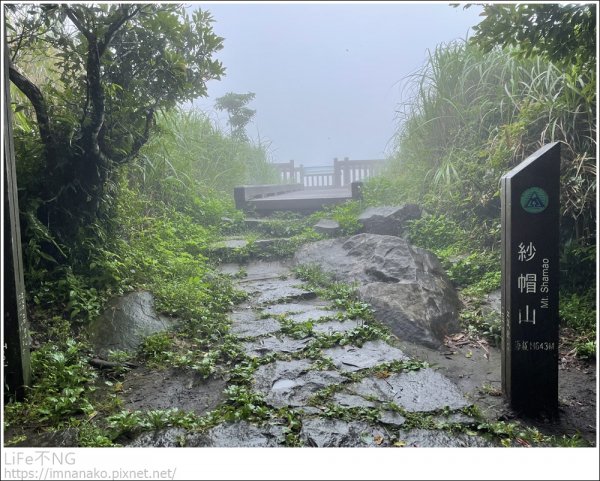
<box><xmin>520</xmin><ymin>187</ymin><xmax>548</xmax><ymax>214</ymax></box>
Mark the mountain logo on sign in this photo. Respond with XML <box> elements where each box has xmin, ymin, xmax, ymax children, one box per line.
<box><xmin>520</xmin><ymin>187</ymin><xmax>548</xmax><ymax>214</ymax></box>
<box><xmin>525</xmin><ymin>191</ymin><xmax>545</xmax><ymax>209</ymax></box>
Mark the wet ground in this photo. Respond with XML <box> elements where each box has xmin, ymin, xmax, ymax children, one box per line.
<box><xmin>397</xmin><ymin>331</ymin><xmax>597</xmax><ymax>444</ymax></box>
<box><xmin>7</xmin><ymin>260</ymin><xmax>596</xmax><ymax>448</ymax></box>
<box><xmin>119</xmin><ymin>260</ymin><xmax>501</xmax><ymax>447</ymax></box>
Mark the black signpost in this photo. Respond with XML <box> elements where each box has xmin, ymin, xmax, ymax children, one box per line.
<box><xmin>501</xmin><ymin>142</ymin><xmax>560</xmax><ymax>417</ymax></box>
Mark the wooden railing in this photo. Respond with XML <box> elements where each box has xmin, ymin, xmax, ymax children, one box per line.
<box><xmin>272</xmin><ymin>157</ymin><xmax>385</xmax><ymax>189</ymax></box>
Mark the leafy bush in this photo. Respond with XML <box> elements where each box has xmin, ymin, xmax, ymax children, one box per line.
<box><xmin>406</xmin><ymin>215</ymin><xmax>466</xmax><ymax>254</ymax></box>
<box><xmin>559</xmin><ymin>291</ymin><xmax>596</xmax><ymax>333</ymax></box>
<box><xmin>5</xmin><ymin>339</ymin><xmax>96</xmax><ymax>426</ymax></box>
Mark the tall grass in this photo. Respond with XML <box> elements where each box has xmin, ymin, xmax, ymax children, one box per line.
<box><xmin>132</xmin><ymin>109</ymin><xmax>277</xmax><ymax>206</ymax></box>
<box><xmin>366</xmin><ymin>40</ymin><xmax>596</xmax><ymax>245</ymax></box>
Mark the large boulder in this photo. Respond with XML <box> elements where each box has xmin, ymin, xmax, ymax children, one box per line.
<box><xmin>87</xmin><ymin>291</ymin><xmax>175</xmax><ymax>358</ymax></box>
<box><xmin>358</xmin><ymin>204</ymin><xmax>422</xmax><ymax>237</ymax></box>
<box><xmin>293</xmin><ymin>234</ymin><xmax>460</xmax><ymax>348</ymax></box>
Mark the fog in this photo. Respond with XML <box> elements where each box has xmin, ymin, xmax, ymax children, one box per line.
<box><xmin>190</xmin><ymin>1</ymin><xmax>483</xmax><ymax>167</ymax></box>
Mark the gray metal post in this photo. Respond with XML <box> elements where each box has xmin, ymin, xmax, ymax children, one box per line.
<box><xmin>4</xmin><ymin>37</ymin><xmax>31</xmax><ymax>400</ymax></box>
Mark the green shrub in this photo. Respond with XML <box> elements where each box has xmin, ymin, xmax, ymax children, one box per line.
<box><xmin>406</xmin><ymin>215</ymin><xmax>466</xmax><ymax>254</ymax></box>
<box><xmin>559</xmin><ymin>290</ymin><xmax>596</xmax><ymax>333</ymax></box>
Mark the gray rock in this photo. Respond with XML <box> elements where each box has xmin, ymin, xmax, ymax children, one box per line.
<box><xmin>10</xmin><ymin>428</ymin><xmax>79</xmax><ymax>447</ymax></box>
<box><xmin>296</xmin><ymin>406</ymin><xmax>324</xmax><ymax>416</ymax></box>
<box><xmin>300</xmin><ymin>418</ymin><xmax>389</xmax><ymax>447</ymax></box>
<box><xmin>358</xmin><ymin>204</ymin><xmax>422</xmax><ymax>237</ymax></box>
<box><xmin>286</xmin><ymin>308</ymin><xmax>340</xmax><ymax>323</ymax></box>
<box><xmin>87</xmin><ymin>291</ymin><xmax>175</xmax><ymax>358</ymax></box>
<box><xmin>378</xmin><ymin>410</ymin><xmax>407</xmax><ymax>426</ymax></box>
<box><xmin>330</xmin><ymin>392</ymin><xmax>377</xmax><ymax>409</ymax></box>
<box><xmin>311</xmin><ymin>319</ymin><xmax>363</xmax><ymax>335</ymax></box>
<box><xmin>322</xmin><ymin>339</ymin><xmax>409</xmax><ymax>372</ymax></box>
<box><xmin>230</xmin><ymin>310</ymin><xmax>281</xmax><ymax>338</ymax></box>
<box><xmin>396</xmin><ymin>428</ymin><xmax>495</xmax><ymax>447</ymax></box>
<box><xmin>313</xmin><ymin>218</ymin><xmax>341</xmax><ymax>236</ymax></box>
<box><xmin>210</xmin><ymin>239</ymin><xmax>249</xmax><ymax>254</ymax></box>
<box><xmin>239</xmin><ymin>278</ymin><xmax>315</xmax><ymax>304</ymax></box>
<box><xmin>219</xmin><ymin>260</ymin><xmax>292</xmax><ymax>280</ymax></box>
<box><xmin>349</xmin><ymin>369</ymin><xmax>470</xmax><ymax>412</ymax></box>
<box><xmin>129</xmin><ymin>422</ymin><xmax>287</xmax><ymax>447</ymax></box>
<box><xmin>253</xmin><ymin>238</ymin><xmax>289</xmax><ymax>251</ymax></box>
<box><xmin>242</xmin><ymin>336</ymin><xmax>312</xmax><ymax>357</ymax></box>
<box><xmin>294</xmin><ymin>234</ymin><xmax>461</xmax><ymax>347</ymax></box>
<box><xmin>189</xmin><ymin>421</ymin><xmax>286</xmax><ymax>447</ymax></box>
<box><xmin>253</xmin><ymin>359</ymin><xmax>345</xmax><ymax>407</ymax></box>
<box><xmin>433</xmin><ymin>412</ymin><xmax>479</xmax><ymax>427</ymax></box>
<box><xmin>262</xmin><ymin>301</ymin><xmax>331</xmax><ymax>316</ymax></box>
<box><xmin>126</xmin><ymin>428</ymin><xmax>187</xmax><ymax>447</ymax></box>
<box><xmin>121</xmin><ymin>368</ymin><xmax>226</xmax><ymax>415</ymax></box>
<box><xmin>359</xmin><ymin>282</ymin><xmax>459</xmax><ymax>348</ymax></box>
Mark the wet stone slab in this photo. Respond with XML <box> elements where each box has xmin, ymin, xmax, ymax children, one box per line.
<box><xmin>300</xmin><ymin>418</ymin><xmax>390</xmax><ymax>447</ymax></box>
<box><xmin>188</xmin><ymin>421</ymin><xmax>286</xmax><ymax>447</ymax></box>
<box><xmin>8</xmin><ymin>428</ymin><xmax>80</xmax><ymax>448</ymax></box>
<box><xmin>219</xmin><ymin>260</ymin><xmax>292</xmax><ymax>280</ymax></box>
<box><xmin>239</xmin><ymin>278</ymin><xmax>316</xmax><ymax>304</ymax></box>
<box><xmin>349</xmin><ymin>368</ymin><xmax>470</xmax><ymax>412</ymax></box>
<box><xmin>330</xmin><ymin>392</ymin><xmax>377</xmax><ymax>409</ymax></box>
<box><xmin>311</xmin><ymin>319</ymin><xmax>364</xmax><ymax>335</ymax></box>
<box><xmin>126</xmin><ymin>422</ymin><xmax>287</xmax><ymax>447</ymax></box>
<box><xmin>262</xmin><ymin>301</ymin><xmax>332</xmax><ymax>316</ymax></box>
<box><xmin>378</xmin><ymin>410</ymin><xmax>407</xmax><ymax>427</ymax></box>
<box><xmin>433</xmin><ymin>412</ymin><xmax>479</xmax><ymax>427</ymax></box>
<box><xmin>322</xmin><ymin>339</ymin><xmax>409</xmax><ymax>372</ymax></box>
<box><xmin>253</xmin><ymin>359</ymin><xmax>345</xmax><ymax>408</ymax></box>
<box><xmin>229</xmin><ymin>310</ymin><xmax>281</xmax><ymax>338</ymax></box>
<box><xmin>126</xmin><ymin>428</ymin><xmax>188</xmax><ymax>448</ymax></box>
<box><xmin>328</xmin><ymin>392</ymin><xmax>406</xmax><ymax>426</ymax></box>
<box><xmin>242</xmin><ymin>335</ymin><xmax>312</xmax><ymax>357</ymax></box>
<box><xmin>396</xmin><ymin>428</ymin><xmax>496</xmax><ymax>447</ymax></box>
<box><xmin>286</xmin><ymin>308</ymin><xmax>341</xmax><ymax>323</ymax></box>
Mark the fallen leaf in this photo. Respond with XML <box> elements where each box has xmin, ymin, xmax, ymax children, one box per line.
<box><xmin>516</xmin><ymin>438</ymin><xmax>531</xmax><ymax>447</ymax></box>
<box><xmin>465</xmin><ymin>350</ymin><xmax>473</xmax><ymax>359</ymax></box>
<box><xmin>374</xmin><ymin>435</ymin><xmax>384</xmax><ymax>445</ymax></box>
<box><xmin>375</xmin><ymin>370</ymin><xmax>391</xmax><ymax>379</ymax></box>
<box><xmin>393</xmin><ymin>441</ymin><xmax>406</xmax><ymax>447</ymax></box>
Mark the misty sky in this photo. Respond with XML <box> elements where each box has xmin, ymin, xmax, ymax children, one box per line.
<box><xmin>190</xmin><ymin>2</ymin><xmax>483</xmax><ymax>167</ymax></box>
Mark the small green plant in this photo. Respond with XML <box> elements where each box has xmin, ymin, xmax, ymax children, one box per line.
<box><xmin>4</xmin><ymin>339</ymin><xmax>97</xmax><ymax>427</ymax></box>
<box><xmin>138</xmin><ymin>332</ymin><xmax>175</xmax><ymax>364</ymax></box>
<box><xmin>221</xmin><ymin>385</ymin><xmax>271</xmax><ymax>422</ymax></box>
<box><xmin>574</xmin><ymin>339</ymin><xmax>596</xmax><ymax>360</ymax></box>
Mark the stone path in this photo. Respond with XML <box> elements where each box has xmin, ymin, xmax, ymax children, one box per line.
<box><xmin>127</xmin><ymin>261</ymin><xmax>495</xmax><ymax>447</ymax></box>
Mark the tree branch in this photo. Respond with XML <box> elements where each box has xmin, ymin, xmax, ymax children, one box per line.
<box><xmin>8</xmin><ymin>63</ymin><xmax>54</xmax><ymax>154</ymax></box>
<box><xmin>128</xmin><ymin>106</ymin><xmax>155</xmax><ymax>162</ymax></box>
<box><xmin>84</xmin><ymin>36</ymin><xmax>104</xmax><ymax>156</ymax></box>
<box><xmin>64</xmin><ymin>7</ymin><xmax>94</xmax><ymax>42</ymax></box>
<box><xmin>98</xmin><ymin>5</ymin><xmax>142</xmax><ymax>57</ymax></box>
